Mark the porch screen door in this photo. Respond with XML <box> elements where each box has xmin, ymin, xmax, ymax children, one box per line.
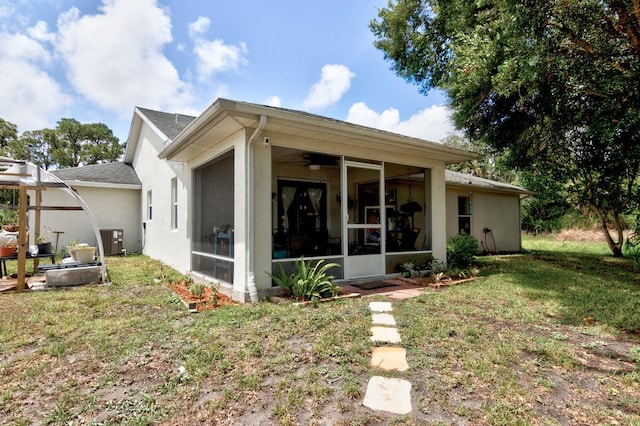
<box><xmin>343</xmin><ymin>161</ymin><xmax>385</xmax><ymax>279</ymax></box>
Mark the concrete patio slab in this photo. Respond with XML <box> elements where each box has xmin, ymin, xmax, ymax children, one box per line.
<box><xmin>370</xmin><ymin>326</ymin><xmax>402</xmax><ymax>343</ymax></box>
<box><xmin>363</xmin><ymin>376</ymin><xmax>412</xmax><ymax>414</ymax></box>
<box><xmin>371</xmin><ymin>346</ymin><xmax>409</xmax><ymax>371</ymax></box>
<box><xmin>369</xmin><ymin>301</ymin><xmax>393</xmax><ymax>312</ymax></box>
<box><xmin>371</xmin><ymin>313</ymin><xmax>396</xmax><ymax>326</ymax></box>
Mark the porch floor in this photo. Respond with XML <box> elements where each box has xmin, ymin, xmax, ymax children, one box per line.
<box><xmin>339</xmin><ymin>278</ymin><xmax>426</xmax><ymax>300</ymax></box>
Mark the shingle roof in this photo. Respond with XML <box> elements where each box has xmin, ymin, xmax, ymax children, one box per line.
<box><xmin>445</xmin><ymin>170</ymin><xmax>529</xmax><ymax>194</ymax></box>
<box><xmin>51</xmin><ymin>162</ymin><xmax>141</xmax><ymax>186</ymax></box>
<box><xmin>137</xmin><ymin>107</ymin><xmax>196</xmax><ymax>140</ymax></box>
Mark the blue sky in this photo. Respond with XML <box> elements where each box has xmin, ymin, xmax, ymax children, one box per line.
<box><xmin>0</xmin><ymin>0</ymin><xmax>457</xmax><ymax>144</ymax></box>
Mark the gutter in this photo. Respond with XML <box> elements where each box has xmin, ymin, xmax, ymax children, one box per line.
<box><xmin>245</xmin><ymin>114</ymin><xmax>267</xmax><ymax>303</ymax></box>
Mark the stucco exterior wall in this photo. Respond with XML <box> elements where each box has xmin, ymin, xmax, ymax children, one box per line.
<box><xmin>446</xmin><ymin>188</ymin><xmax>522</xmax><ymax>253</ymax></box>
<box><xmin>35</xmin><ymin>185</ymin><xmax>141</xmax><ymax>253</ymax></box>
<box><xmin>132</xmin><ymin>123</ymin><xmax>192</xmax><ymax>272</ymax></box>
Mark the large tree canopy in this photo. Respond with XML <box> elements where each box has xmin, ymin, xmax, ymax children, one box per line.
<box><xmin>0</xmin><ymin>118</ymin><xmax>123</xmax><ymax>170</ymax></box>
<box><xmin>371</xmin><ymin>0</ymin><xmax>640</xmax><ymax>256</ymax></box>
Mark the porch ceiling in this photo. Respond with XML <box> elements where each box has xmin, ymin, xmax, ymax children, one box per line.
<box><xmin>159</xmin><ymin>98</ymin><xmax>479</xmax><ymax>164</ymax></box>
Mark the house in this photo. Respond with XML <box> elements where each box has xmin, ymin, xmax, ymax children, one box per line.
<box><xmin>44</xmin><ymin>162</ymin><xmax>142</xmax><ymax>255</ymax></box>
<box><xmin>40</xmin><ymin>98</ymin><xmax>529</xmax><ymax>302</ymax></box>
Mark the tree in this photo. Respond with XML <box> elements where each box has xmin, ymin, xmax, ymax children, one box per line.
<box><xmin>0</xmin><ymin>118</ymin><xmax>18</xmax><ymax>149</ymax></box>
<box><xmin>7</xmin><ymin>129</ymin><xmax>59</xmax><ymax>170</ymax></box>
<box><xmin>442</xmin><ymin>134</ymin><xmax>516</xmax><ymax>183</ymax></box>
<box><xmin>50</xmin><ymin>118</ymin><xmax>123</xmax><ymax>168</ymax></box>
<box><xmin>371</xmin><ymin>0</ymin><xmax>640</xmax><ymax>256</ymax></box>
<box><xmin>0</xmin><ymin>117</ymin><xmax>123</xmax><ymax>170</ymax></box>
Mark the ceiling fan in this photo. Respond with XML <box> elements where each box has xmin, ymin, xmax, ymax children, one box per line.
<box><xmin>303</xmin><ymin>153</ymin><xmax>339</xmax><ymax>170</ymax></box>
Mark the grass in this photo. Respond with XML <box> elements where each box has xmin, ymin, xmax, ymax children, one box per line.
<box><xmin>0</xmin><ymin>237</ymin><xmax>639</xmax><ymax>424</ymax></box>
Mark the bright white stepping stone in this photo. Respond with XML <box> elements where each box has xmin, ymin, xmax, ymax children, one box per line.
<box><xmin>363</xmin><ymin>376</ymin><xmax>412</xmax><ymax>414</ymax></box>
<box><xmin>369</xmin><ymin>301</ymin><xmax>393</xmax><ymax>312</ymax></box>
<box><xmin>371</xmin><ymin>313</ymin><xmax>396</xmax><ymax>326</ymax></box>
<box><xmin>370</xmin><ymin>326</ymin><xmax>401</xmax><ymax>343</ymax></box>
<box><xmin>371</xmin><ymin>347</ymin><xmax>409</xmax><ymax>371</ymax></box>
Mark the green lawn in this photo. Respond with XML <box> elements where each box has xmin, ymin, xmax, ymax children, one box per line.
<box><xmin>0</xmin><ymin>238</ymin><xmax>639</xmax><ymax>425</ymax></box>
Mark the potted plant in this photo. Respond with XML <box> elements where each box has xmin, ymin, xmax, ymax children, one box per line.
<box><xmin>36</xmin><ymin>226</ymin><xmax>53</xmax><ymax>255</ymax></box>
<box><xmin>0</xmin><ymin>236</ymin><xmax>17</xmax><ymax>257</ymax></box>
<box><xmin>66</xmin><ymin>240</ymin><xmax>80</xmax><ymax>261</ymax></box>
<box><xmin>67</xmin><ymin>241</ymin><xmax>96</xmax><ymax>263</ymax></box>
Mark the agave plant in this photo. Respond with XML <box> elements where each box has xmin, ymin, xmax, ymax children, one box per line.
<box><xmin>269</xmin><ymin>257</ymin><xmax>341</xmax><ymax>302</ymax></box>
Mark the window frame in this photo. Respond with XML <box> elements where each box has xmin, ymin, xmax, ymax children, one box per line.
<box><xmin>457</xmin><ymin>195</ymin><xmax>472</xmax><ymax>235</ymax></box>
<box><xmin>147</xmin><ymin>190</ymin><xmax>152</xmax><ymax>221</ymax></box>
<box><xmin>171</xmin><ymin>177</ymin><xmax>178</xmax><ymax>230</ymax></box>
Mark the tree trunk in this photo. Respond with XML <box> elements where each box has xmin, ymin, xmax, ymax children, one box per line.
<box><xmin>590</xmin><ymin>203</ymin><xmax>623</xmax><ymax>257</ymax></box>
<box><xmin>597</xmin><ymin>209</ymin><xmax>624</xmax><ymax>257</ymax></box>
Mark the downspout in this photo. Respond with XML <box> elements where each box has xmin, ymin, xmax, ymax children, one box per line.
<box><xmin>245</xmin><ymin>114</ymin><xmax>267</xmax><ymax>303</ymax></box>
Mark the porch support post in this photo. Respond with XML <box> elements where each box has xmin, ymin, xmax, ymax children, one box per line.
<box><xmin>252</xmin><ymin>138</ymin><xmax>272</xmax><ymax>296</ymax></box>
<box><xmin>431</xmin><ymin>164</ymin><xmax>447</xmax><ymax>265</ymax></box>
<box><xmin>233</xmin><ymin>135</ymin><xmax>249</xmax><ymax>302</ymax></box>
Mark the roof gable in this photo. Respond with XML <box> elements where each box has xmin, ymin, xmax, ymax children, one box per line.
<box><xmin>136</xmin><ymin>108</ymin><xmax>196</xmax><ymax>140</ymax></box>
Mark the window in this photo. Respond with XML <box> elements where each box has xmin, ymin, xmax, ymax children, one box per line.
<box><xmin>171</xmin><ymin>177</ymin><xmax>178</xmax><ymax>230</ymax></box>
<box><xmin>147</xmin><ymin>190</ymin><xmax>152</xmax><ymax>221</ymax></box>
<box><xmin>458</xmin><ymin>196</ymin><xmax>471</xmax><ymax>234</ymax></box>
<box><xmin>276</xmin><ymin>180</ymin><xmax>328</xmax><ymax>257</ymax></box>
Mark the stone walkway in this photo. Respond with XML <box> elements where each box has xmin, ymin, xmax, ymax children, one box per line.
<box><xmin>363</xmin><ymin>300</ymin><xmax>413</xmax><ymax>415</ymax></box>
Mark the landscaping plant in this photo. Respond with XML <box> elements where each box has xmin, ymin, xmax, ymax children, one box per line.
<box><xmin>269</xmin><ymin>257</ymin><xmax>341</xmax><ymax>302</ymax></box>
<box><xmin>446</xmin><ymin>233</ymin><xmax>478</xmax><ymax>268</ymax></box>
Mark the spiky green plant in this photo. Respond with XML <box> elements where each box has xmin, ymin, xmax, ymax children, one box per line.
<box><xmin>269</xmin><ymin>257</ymin><xmax>341</xmax><ymax>302</ymax></box>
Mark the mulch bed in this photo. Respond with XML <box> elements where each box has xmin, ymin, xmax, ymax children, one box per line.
<box><xmin>165</xmin><ymin>281</ymin><xmax>237</xmax><ymax>312</ymax></box>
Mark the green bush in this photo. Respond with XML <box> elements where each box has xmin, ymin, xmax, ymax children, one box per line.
<box><xmin>447</xmin><ymin>234</ymin><xmax>479</xmax><ymax>268</ymax></box>
<box><xmin>269</xmin><ymin>257</ymin><xmax>341</xmax><ymax>302</ymax></box>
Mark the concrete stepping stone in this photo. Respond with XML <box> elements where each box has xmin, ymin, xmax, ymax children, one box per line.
<box><xmin>388</xmin><ymin>288</ymin><xmax>424</xmax><ymax>300</ymax></box>
<box><xmin>370</xmin><ymin>326</ymin><xmax>401</xmax><ymax>343</ymax></box>
<box><xmin>371</xmin><ymin>313</ymin><xmax>396</xmax><ymax>326</ymax></box>
<box><xmin>371</xmin><ymin>347</ymin><xmax>409</xmax><ymax>371</ymax></box>
<box><xmin>363</xmin><ymin>376</ymin><xmax>412</xmax><ymax>414</ymax></box>
<box><xmin>369</xmin><ymin>301</ymin><xmax>393</xmax><ymax>312</ymax></box>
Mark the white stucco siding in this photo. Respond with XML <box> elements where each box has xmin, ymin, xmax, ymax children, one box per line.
<box><xmin>36</xmin><ymin>185</ymin><xmax>141</xmax><ymax>253</ymax></box>
<box><xmin>446</xmin><ymin>188</ymin><xmax>522</xmax><ymax>253</ymax></box>
<box><xmin>133</xmin><ymin>123</ymin><xmax>192</xmax><ymax>273</ymax></box>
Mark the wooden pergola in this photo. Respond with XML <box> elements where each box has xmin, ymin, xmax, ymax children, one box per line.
<box><xmin>0</xmin><ymin>158</ymin><xmax>106</xmax><ymax>291</ymax></box>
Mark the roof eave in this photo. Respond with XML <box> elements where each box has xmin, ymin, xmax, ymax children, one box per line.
<box><xmin>158</xmin><ymin>98</ymin><xmax>479</xmax><ymax>164</ymax></box>
<box><xmin>62</xmin><ymin>180</ymin><xmax>142</xmax><ymax>190</ymax></box>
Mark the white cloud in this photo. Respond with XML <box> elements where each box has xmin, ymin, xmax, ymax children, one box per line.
<box><xmin>188</xmin><ymin>16</ymin><xmax>210</xmax><ymax>38</ymax></box>
<box><xmin>188</xmin><ymin>16</ymin><xmax>248</xmax><ymax>82</ymax></box>
<box><xmin>346</xmin><ymin>102</ymin><xmax>460</xmax><ymax>142</ymax></box>
<box><xmin>2</xmin><ymin>31</ymin><xmax>50</xmax><ymax>62</ymax></box>
<box><xmin>192</xmin><ymin>39</ymin><xmax>248</xmax><ymax>80</ymax></box>
<box><xmin>56</xmin><ymin>0</ymin><xmax>194</xmax><ymax>114</ymax></box>
<box><xmin>264</xmin><ymin>96</ymin><xmax>281</xmax><ymax>107</ymax></box>
<box><xmin>0</xmin><ymin>32</ymin><xmax>70</xmax><ymax>130</ymax></box>
<box><xmin>303</xmin><ymin>64</ymin><xmax>355</xmax><ymax>110</ymax></box>
<box><xmin>27</xmin><ymin>21</ymin><xmax>55</xmax><ymax>42</ymax></box>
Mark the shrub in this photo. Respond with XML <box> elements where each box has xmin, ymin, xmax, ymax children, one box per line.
<box><xmin>269</xmin><ymin>257</ymin><xmax>341</xmax><ymax>302</ymax></box>
<box><xmin>447</xmin><ymin>233</ymin><xmax>479</xmax><ymax>268</ymax></box>
<box><xmin>190</xmin><ymin>283</ymin><xmax>205</xmax><ymax>299</ymax></box>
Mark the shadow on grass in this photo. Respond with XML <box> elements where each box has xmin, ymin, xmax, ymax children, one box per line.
<box><xmin>476</xmin><ymin>249</ymin><xmax>640</xmax><ymax>334</ymax></box>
